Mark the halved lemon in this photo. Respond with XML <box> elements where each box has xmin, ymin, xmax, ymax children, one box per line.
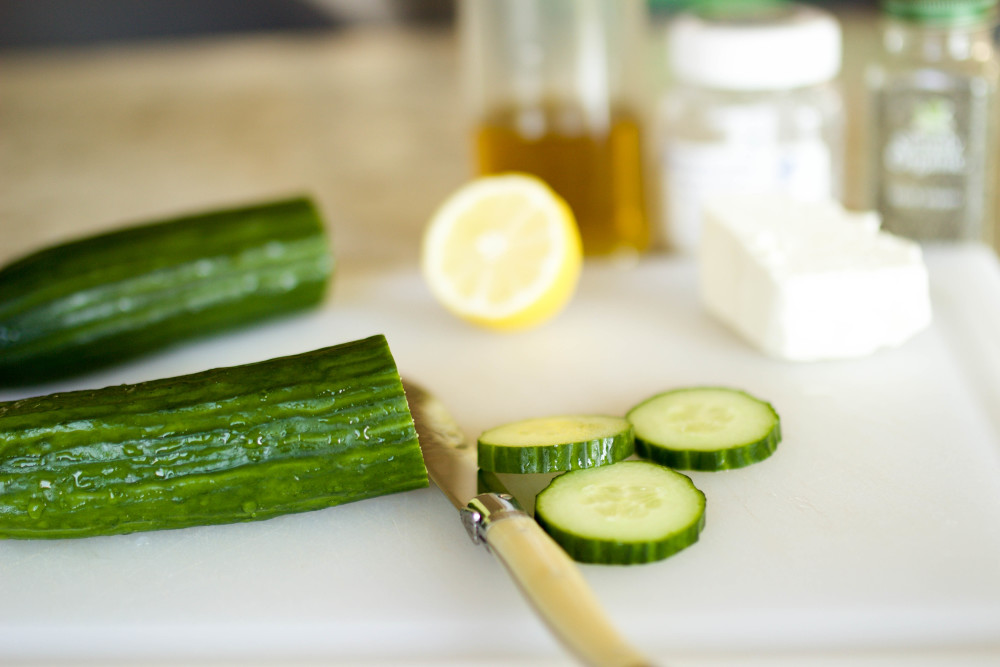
<box><xmin>421</xmin><ymin>173</ymin><xmax>583</xmax><ymax>331</ymax></box>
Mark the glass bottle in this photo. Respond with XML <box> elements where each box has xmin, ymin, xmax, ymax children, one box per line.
<box><xmin>458</xmin><ymin>0</ymin><xmax>652</xmax><ymax>257</ymax></box>
<box><xmin>657</xmin><ymin>2</ymin><xmax>845</xmax><ymax>254</ymax></box>
<box><xmin>867</xmin><ymin>0</ymin><xmax>999</xmax><ymax>243</ymax></box>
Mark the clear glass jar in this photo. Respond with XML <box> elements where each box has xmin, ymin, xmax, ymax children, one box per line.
<box><xmin>459</xmin><ymin>0</ymin><xmax>653</xmax><ymax>257</ymax></box>
<box><xmin>867</xmin><ymin>0</ymin><xmax>999</xmax><ymax>243</ymax></box>
<box><xmin>658</xmin><ymin>3</ymin><xmax>844</xmax><ymax>254</ymax></box>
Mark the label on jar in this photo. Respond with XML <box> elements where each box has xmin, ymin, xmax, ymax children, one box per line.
<box><xmin>873</xmin><ymin>77</ymin><xmax>991</xmax><ymax>241</ymax></box>
<box><xmin>662</xmin><ymin>138</ymin><xmax>833</xmax><ymax>253</ymax></box>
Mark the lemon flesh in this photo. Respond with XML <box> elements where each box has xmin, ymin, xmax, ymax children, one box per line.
<box><xmin>421</xmin><ymin>174</ymin><xmax>583</xmax><ymax>331</ymax></box>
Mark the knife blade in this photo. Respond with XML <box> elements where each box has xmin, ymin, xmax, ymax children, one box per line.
<box><xmin>403</xmin><ymin>380</ymin><xmax>653</xmax><ymax>667</ymax></box>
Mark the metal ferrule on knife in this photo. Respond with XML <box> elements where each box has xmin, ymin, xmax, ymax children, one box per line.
<box><xmin>461</xmin><ymin>492</ymin><xmax>523</xmax><ymax>545</ymax></box>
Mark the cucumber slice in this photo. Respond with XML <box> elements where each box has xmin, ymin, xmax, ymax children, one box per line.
<box><xmin>477</xmin><ymin>415</ymin><xmax>634</xmax><ymax>474</ymax></box>
<box><xmin>535</xmin><ymin>460</ymin><xmax>705</xmax><ymax>565</ymax></box>
<box><xmin>627</xmin><ymin>387</ymin><xmax>780</xmax><ymax>471</ymax></box>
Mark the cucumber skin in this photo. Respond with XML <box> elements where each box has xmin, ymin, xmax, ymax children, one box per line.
<box><xmin>629</xmin><ymin>388</ymin><xmax>781</xmax><ymax>471</ymax></box>
<box><xmin>537</xmin><ymin>511</ymin><xmax>705</xmax><ymax>565</ymax></box>
<box><xmin>0</xmin><ymin>335</ymin><xmax>428</xmax><ymax>539</ymax></box>
<box><xmin>0</xmin><ymin>197</ymin><xmax>332</xmax><ymax>386</ymax></box>
<box><xmin>535</xmin><ymin>466</ymin><xmax>706</xmax><ymax>566</ymax></box>
<box><xmin>635</xmin><ymin>424</ymin><xmax>780</xmax><ymax>471</ymax></box>
<box><xmin>477</xmin><ymin>425</ymin><xmax>635</xmax><ymax>474</ymax></box>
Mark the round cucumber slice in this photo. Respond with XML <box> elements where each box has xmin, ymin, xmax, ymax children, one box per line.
<box><xmin>627</xmin><ymin>387</ymin><xmax>780</xmax><ymax>471</ymax></box>
<box><xmin>477</xmin><ymin>415</ymin><xmax>634</xmax><ymax>474</ymax></box>
<box><xmin>535</xmin><ymin>460</ymin><xmax>706</xmax><ymax>565</ymax></box>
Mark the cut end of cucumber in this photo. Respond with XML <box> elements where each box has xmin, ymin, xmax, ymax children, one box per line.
<box><xmin>627</xmin><ymin>387</ymin><xmax>780</xmax><ymax>471</ymax></box>
<box><xmin>535</xmin><ymin>460</ymin><xmax>706</xmax><ymax>565</ymax></box>
<box><xmin>477</xmin><ymin>414</ymin><xmax>634</xmax><ymax>474</ymax></box>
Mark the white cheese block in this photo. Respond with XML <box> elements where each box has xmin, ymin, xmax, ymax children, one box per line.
<box><xmin>698</xmin><ymin>195</ymin><xmax>932</xmax><ymax>362</ymax></box>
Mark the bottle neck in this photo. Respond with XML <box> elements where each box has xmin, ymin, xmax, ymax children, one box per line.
<box><xmin>882</xmin><ymin>15</ymin><xmax>997</xmax><ymax>65</ymax></box>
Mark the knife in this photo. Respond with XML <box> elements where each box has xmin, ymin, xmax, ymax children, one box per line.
<box><xmin>404</xmin><ymin>380</ymin><xmax>653</xmax><ymax>667</ymax></box>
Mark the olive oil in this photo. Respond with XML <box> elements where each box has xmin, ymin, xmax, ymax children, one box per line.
<box><xmin>475</xmin><ymin>106</ymin><xmax>651</xmax><ymax>256</ymax></box>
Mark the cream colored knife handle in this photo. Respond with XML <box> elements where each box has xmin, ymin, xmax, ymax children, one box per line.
<box><xmin>469</xmin><ymin>497</ymin><xmax>654</xmax><ymax>667</ymax></box>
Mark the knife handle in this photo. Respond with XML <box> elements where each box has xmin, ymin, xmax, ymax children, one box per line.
<box><xmin>476</xmin><ymin>500</ymin><xmax>654</xmax><ymax>667</ymax></box>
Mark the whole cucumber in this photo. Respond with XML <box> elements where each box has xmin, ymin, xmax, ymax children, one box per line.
<box><xmin>0</xmin><ymin>334</ymin><xmax>428</xmax><ymax>539</ymax></box>
<box><xmin>0</xmin><ymin>197</ymin><xmax>332</xmax><ymax>386</ymax></box>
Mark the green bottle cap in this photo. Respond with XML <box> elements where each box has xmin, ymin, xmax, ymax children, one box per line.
<box><xmin>692</xmin><ymin>0</ymin><xmax>791</xmax><ymax>21</ymax></box>
<box><xmin>882</xmin><ymin>0</ymin><xmax>998</xmax><ymax>23</ymax></box>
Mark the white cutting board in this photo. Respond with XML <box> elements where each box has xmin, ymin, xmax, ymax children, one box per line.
<box><xmin>2</xmin><ymin>245</ymin><xmax>999</xmax><ymax>667</ymax></box>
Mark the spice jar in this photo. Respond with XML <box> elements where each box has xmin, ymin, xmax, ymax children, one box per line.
<box><xmin>867</xmin><ymin>0</ymin><xmax>999</xmax><ymax>243</ymax></box>
<box><xmin>658</xmin><ymin>2</ymin><xmax>844</xmax><ymax>254</ymax></box>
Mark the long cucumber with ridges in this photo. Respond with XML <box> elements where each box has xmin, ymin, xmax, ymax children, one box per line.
<box><xmin>0</xmin><ymin>334</ymin><xmax>428</xmax><ymax>539</ymax></box>
<box><xmin>0</xmin><ymin>197</ymin><xmax>332</xmax><ymax>386</ymax></box>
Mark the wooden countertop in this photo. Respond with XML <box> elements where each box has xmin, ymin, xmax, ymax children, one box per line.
<box><xmin>0</xmin><ymin>26</ymin><xmax>468</xmax><ymax>270</ymax></box>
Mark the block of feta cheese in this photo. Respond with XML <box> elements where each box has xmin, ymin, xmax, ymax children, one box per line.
<box><xmin>699</xmin><ymin>195</ymin><xmax>932</xmax><ymax>362</ymax></box>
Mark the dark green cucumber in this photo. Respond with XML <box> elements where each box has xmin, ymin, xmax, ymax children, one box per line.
<box><xmin>0</xmin><ymin>197</ymin><xmax>332</xmax><ymax>386</ymax></box>
<box><xmin>627</xmin><ymin>387</ymin><xmax>781</xmax><ymax>471</ymax></box>
<box><xmin>478</xmin><ymin>415</ymin><xmax>634</xmax><ymax>474</ymax></box>
<box><xmin>0</xmin><ymin>334</ymin><xmax>428</xmax><ymax>539</ymax></box>
<box><xmin>535</xmin><ymin>461</ymin><xmax>706</xmax><ymax>565</ymax></box>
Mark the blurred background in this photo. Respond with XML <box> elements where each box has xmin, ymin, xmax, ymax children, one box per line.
<box><xmin>0</xmin><ymin>0</ymin><xmax>874</xmax><ymax>50</ymax></box>
<box><xmin>2</xmin><ymin>0</ymin><xmax>996</xmax><ymax>264</ymax></box>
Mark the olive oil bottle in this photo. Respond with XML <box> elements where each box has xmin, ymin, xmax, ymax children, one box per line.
<box><xmin>460</xmin><ymin>0</ymin><xmax>652</xmax><ymax>256</ymax></box>
<box><xmin>475</xmin><ymin>105</ymin><xmax>651</xmax><ymax>256</ymax></box>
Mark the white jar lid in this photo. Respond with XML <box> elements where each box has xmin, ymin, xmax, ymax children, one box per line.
<box><xmin>667</xmin><ymin>4</ymin><xmax>842</xmax><ymax>90</ymax></box>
